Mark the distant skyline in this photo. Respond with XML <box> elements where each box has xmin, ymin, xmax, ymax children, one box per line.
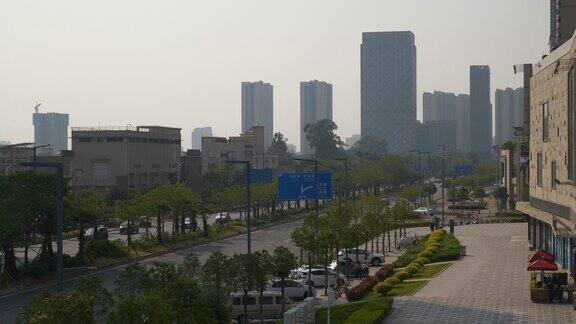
<box><xmin>0</xmin><ymin>1</ymin><xmax>549</xmax><ymax>150</ymax></box>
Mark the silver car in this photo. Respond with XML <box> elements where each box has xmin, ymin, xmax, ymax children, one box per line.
<box><xmin>266</xmin><ymin>279</ymin><xmax>316</xmax><ymax>300</ymax></box>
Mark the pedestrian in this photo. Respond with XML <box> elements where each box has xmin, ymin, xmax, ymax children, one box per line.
<box><xmin>429</xmin><ymin>221</ymin><xmax>435</xmax><ymax>233</ymax></box>
<box><xmin>362</xmin><ymin>261</ymin><xmax>370</xmax><ymax>277</ymax></box>
<box><xmin>355</xmin><ymin>261</ymin><xmax>362</xmax><ymax>277</ymax></box>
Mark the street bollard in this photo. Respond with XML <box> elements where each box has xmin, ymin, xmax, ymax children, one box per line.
<box><xmin>449</xmin><ymin>219</ymin><xmax>455</xmax><ymax>235</ymax></box>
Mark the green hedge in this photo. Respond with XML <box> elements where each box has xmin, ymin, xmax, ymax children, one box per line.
<box><xmin>315</xmin><ymin>297</ymin><xmax>392</xmax><ymax>324</ymax></box>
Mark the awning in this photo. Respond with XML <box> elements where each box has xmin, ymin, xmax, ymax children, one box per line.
<box><xmin>527</xmin><ymin>259</ymin><xmax>558</xmax><ymax>271</ymax></box>
<box><xmin>528</xmin><ymin>250</ymin><xmax>555</xmax><ymax>263</ymax></box>
<box><xmin>517</xmin><ymin>202</ymin><xmax>576</xmax><ymax>238</ymax></box>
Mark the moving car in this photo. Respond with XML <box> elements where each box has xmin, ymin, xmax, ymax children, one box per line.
<box><xmin>230</xmin><ymin>291</ymin><xmax>292</xmax><ymax>323</ymax></box>
<box><xmin>215</xmin><ymin>212</ymin><xmax>230</xmax><ymax>224</ymax></box>
<box><xmin>414</xmin><ymin>206</ymin><xmax>435</xmax><ymax>215</ymax></box>
<box><xmin>119</xmin><ymin>221</ymin><xmax>139</xmax><ymax>235</ymax></box>
<box><xmin>266</xmin><ymin>279</ymin><xmax>316</xmax><ymax>300</ymax></box>
<box><xmin>84</xmin><ymin>226</ymin><xmax>108</xmax><ymax>241</ymax></box>
<box><xmin>337</xmin><ymin>248</ymin><xmax>385</xmax><ymax>266</ymax></box>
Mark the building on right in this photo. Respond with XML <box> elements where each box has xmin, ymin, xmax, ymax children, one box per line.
<box><xmin>300</xmin><ymin>80</ymin><xmax>333</xmax><ymax>157</ymax></box>
<box><xmin>550</xmin><ymin>0</ymin><xmax>576</xmax><ymax>51</ymax></box>
<box><xmin>495</xmin><ymin>87</ymin><xmax>524</xmax><ymax>146</ymax></box>
<box><xmin>516</xmin><ymin>35</ymin><xmax>576</xmax><ymax>278</ymax></box>
<box><xmin>469</xmin><ymin>65</ymin><xmax>492</xmax><ymax>156</ymax></box>
<box><xmin>191</xmin><ymin>127</ymin><xmax>213</xmax><ymax>150</ymax></box>
<box><xmin>361</xmin><ymin>31</ymin><xmax>417</xmax><ymax>154</ymax></box>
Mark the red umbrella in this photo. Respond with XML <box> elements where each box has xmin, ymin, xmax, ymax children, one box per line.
<box><xmin>527</xmin><ymin>258</ymin><xmax>558</xmax><ymax>271</ymax></box>
<box><xmin>528</xmin><ymin>251</ymin><xmax>555</xmax><ymax>263</ymax></box>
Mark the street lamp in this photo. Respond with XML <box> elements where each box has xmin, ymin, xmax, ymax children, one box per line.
<box><xmin>409</xmin><ymin>150</ymin><xmax>422</xmax><ymax>205</ymax></box>
<box><xmin>438</xmin><ymin>145</ymin><xmax>448</xmax><ymax>227</ymax></box>
<box><xmin>20</xmin><ymin>161</ymin><xmax>64</xmax><ymax>293</ymax></box>
<box><xmin>32</xmin><ymin>144</ymin><xmax>52</xmax><ymax>171</ymax></box>
<box><xmin>290</xmin><ymin>156</ymin><xmax>319</xmax><ymax>298</ymax></box>
<box><xmin>226</xmin><ymin>160</ymin><xmax>252</xmax><ymax>254</ymax></box>
<box><xmin>333</xmin><ymin>158</ymin><xmax>348</xmax><ymax>199</ymax></box>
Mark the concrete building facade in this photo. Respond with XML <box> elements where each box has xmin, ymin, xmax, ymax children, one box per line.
<box><xmin>0</xmin><ymin>144</ymin><xmax>33</xmax><ymax>175</ymax></box>
<box><xmin>242</xmin><ymin>81</ymin><xmax>273</xmax><ymax>150</ymax></box>
<box><xmin>361</xmin><ymin>31</ymin><xmax>417</xmax><ymax>154</ymax></box>
<box><xmin>495</xmin><ymin>87</ymin><xmax>524</xmax><ymax>146</ymax></box>
<box><xmin>33</xmin><ymin>111</ymin><xmax>69</xmax><ymax>155</ymax></box>
<box><xmin>300</xmin><ymin>80</ymin><xmax>333</xmax><ymax>156</ymax></box>
<box><xmin>517</xmin><ymin>36</ymin><xmax>576</xmax><ymax>278</ymax></box>
<box><xmin>70</xmin><ymin>126</ymin><xmax>181</xmax><ymax>190</ymax></box>
<box><xmin>191</xmin><ymin>127</ymin><xmax>213</xmax><ymax>150</ymax></box>
<box><xmin>469</xmin><ymin>65</ymin><xmax>492</xmax><ymax>156</ymax></box>
<box><xmin>550</xmin><ymin>0</ymin><xmax>576</xmax><ymax>51</ymax></box>
<box><xmin>423</xmin><ymin>91</ymin><xmax>456</xmax><ymax>122</ymax></box>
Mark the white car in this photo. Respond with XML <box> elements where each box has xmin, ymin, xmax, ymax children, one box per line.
<box><xmin>230</xmin><ymin>291</ymin><xmax>292</xmax><ymax>323</ymax></box>
<box><xmin>266</xmin><ymin>279</ymin><xmax>316</xmax><ymax>300</ymax></box>
<box><xmin>414</xmin><ymin>207</ymin><xmax>435</xmax><ymax>215</ymax></box>
<box><xmin>337</xmin><ymin>248</ymin><xmax>385</xmax><ymax>266</ymax></box>
<box><xmin>293</xmin><ymin>267</ymin><xmax>348</xmax><ymax>288</ymax></box>
<box><xmin>215</xmin><ymin>212</ymin><xmax>230</xmax><ymax>224</ymax></box>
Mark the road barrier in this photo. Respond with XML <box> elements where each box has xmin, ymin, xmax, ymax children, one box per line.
<box><xmin>283</xmin><ymin>297</ymin><xmax>316</xmax><ymax>324</ymax></box>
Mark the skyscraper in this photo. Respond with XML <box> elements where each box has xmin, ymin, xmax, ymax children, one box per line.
<box><xmin>32</xmin><ymin>109</ymin><xmax>69</xmax><ymax>155</ymax></box>
<box><xmin>300</xmin><ymin>80</ymin><xmax>333</xmax><ymax>156</ymax></box>
<box><xmin>455</xmin><ymin>94</ymin><xmax>471</xmax><ymax>152</ymax></box>
<box><xmin>495</xmin><ymin>88</ymin><xmax>524</xmax><ymax>146</ymax></box>
<box><xmin>423</xmin><ymin>91</ymin><xmax>456</xmax><ymax>122</ymax></box>
<box><xmin>361</xmin><ymin>31</ymin><xmax>417</xmax><ymax>154</ymax></box>
<box><xmin>469</xmin><ymin>65</ymin><xmax>491</xmax><ymax>155</ymax></box>
<box><xmin>241</xmin><ymin>81</ymin><xmax>273</xmax><ymax>149</ymax></box>
<box><xmin>191</xmin><ymin>127</ymin><xmax>213</xmax><ymax>150</ymax></box>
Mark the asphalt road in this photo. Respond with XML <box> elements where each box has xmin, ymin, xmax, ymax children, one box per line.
<box><xmin>0</xmin><ymin>218</ymin><xmax>303</xmax><ymax>323</ymax></box>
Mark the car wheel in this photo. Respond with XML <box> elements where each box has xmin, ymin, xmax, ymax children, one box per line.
<box><xmin>372</xmin><ymin>258</ymin><xmax>382</xmax><ymax>266</ymax></box>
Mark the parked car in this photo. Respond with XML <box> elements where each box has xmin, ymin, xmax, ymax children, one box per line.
<box><xmin>84</xmin><ymin>226</ymin><xmax>108</xmax><ymax>241</ymax></box>
<box><xmin>329</xmin><ymin>260</ymin><xmax>368</xmax><ymax>278</ymax></box>
<box><xmin>414</xmin><ymin>206</ymin><xmax>435</xmax><ymax>215</ymax></box>
<box><xmin>337</xmin><ymin>248</ymin><xmax>385</xmax><ymax>266</ymax></box>
<box><xmin>119</xmin><ymin>221</ymin><xmax>139</xmax><ymax>235</ymax></box>
<box><xmin>230</xmin><ymin>291</ymin><xmax>292</xmax><ymax>323</ymax></box>
<box><xmin>293</xmin><ymin>266</ymin><xmax>348</xmax><ymax>287</ymax></box>
<box><xmin>398</xmin><ymin>233</ymin><xmax>418</xmax><ymax>249</ymax></box>
<box><xmin>215</xmin><ymin>212</ymin><xmax>230</xmax><ymax>224</ymax></box>
<box><xmin>266</xmin><ymin>279</ymin><xmax>315</xmax><ymax>300</ymax></box>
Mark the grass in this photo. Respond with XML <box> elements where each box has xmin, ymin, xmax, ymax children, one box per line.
<box><xmin>316</xmin><ymin>297</ymin><xmax>393</xmax><ymax>324</ymax></box>
<box><xmin>410</xmin><ymin>263</ymin><xmax>452</xmax><ymax>280</ymax></box>
<box><xmin>385</xmin><ymin>281</ymin><xmax>428</xmax><ymax>297</ymax></box>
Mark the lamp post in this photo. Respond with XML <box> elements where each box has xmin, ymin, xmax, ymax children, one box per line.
<box><xmin>421</xmin><ymin>151</ymin><xmax>431</xmax><ymax>204</ymax></box>
<box><xmin>333</xmin><ymin>158</ymin><xmax>348</xmax><ymax>199</ymax></box>
<box><xmin>409</xmin><ymin>150</ymin><xmax>422</xmax><ymax>205</ymax></box>
<box><xmin>32</xmin><ymin>144</ymin><xmax>52</xmax><ymax>171</ymax></box>
<box><xmin>438</xmin><ymin>145</ymin><xmax>448</xmax><ymax>227</ymax></box>
<box><xmin>20</xmin><ymin>161</ymin><xmax>64</xmax><ymax>293</ymax></box>
<box><xmin>291</xmin><ymin>157</ymin><xmax>319</xmax><ymax>298</ymax></box>
<box><xmin>226</xmin><ymin>160</ymin><xmax>252</xmax><ymax>254</ymax></box>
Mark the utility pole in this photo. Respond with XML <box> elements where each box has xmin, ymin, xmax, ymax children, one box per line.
<box><xmin>226</xmin><ymin>160</ymin><xmax>251</xmax><ymax>254</ymax></box>
<box><xmin>333</xmin><ymin>158</ymin><xmax>348</xmax><ymax>199</ymax></box>
<box><xmin>438</xmin><ymin>145</ymin><xmax>448</xmax><ymax>226</ymax></box>
<box><xmin>409</xmin><ymin>150</ymin><xmax>422</xmax><ymax>205</ymax></box>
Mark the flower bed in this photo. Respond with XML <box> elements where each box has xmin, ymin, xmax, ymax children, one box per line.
<box><xmin>345</xmin><ymin>276</ymin><xmax>379</xmax><ymax>302</ymax></box>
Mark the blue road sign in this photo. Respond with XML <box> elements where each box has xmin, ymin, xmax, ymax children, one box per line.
<box><xmin>454</xmin><ymin>165</ymin><xmax>473</xmax><ymax>177</ymax></box>
<box><xmin>278</xmin><ymin>172</ymin><xmax>333</xmax><ymax>200</ymax></box>
<box><xmin>250</xmin><ymin>169</ymin><xmax>273</xmax><ymax>184</ymax></box>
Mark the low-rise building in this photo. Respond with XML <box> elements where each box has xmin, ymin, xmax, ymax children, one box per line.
<box><xmin>517</xmin><ymin>34</ymin><xmax>576</xmax><ymax>278</ymax></box>
<box><xmin>70</xmin><ymin>126</ymin><xmax>181</xmax><ymax>190</ymax></box>
<box><xmin>180</xmin><ymin>149</ymin><xmax>202</xmax><ymax>189</ymax></box>
<box><xmin>201</xmin><ymin>126</ymin><xmax>277</xmax><ymax>173</ymax></box>
<box><xmin>0</xmin><ymin>143</ymin><xmax>34</xmax><ymax>175</ymax></box>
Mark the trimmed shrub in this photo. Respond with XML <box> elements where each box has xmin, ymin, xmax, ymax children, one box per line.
<box><xmin>383</xmin><ymin>277</ymin><xmax>400</xmax><ymax>286</ymax></box>
<box><xmin>415</xmin><ymin>257</ymin><xmax>429</xmax><ymax>265</ymax></box>
<box><xmin>345</xmin><ymin>276</ymin><xmax>379</xmax><ymax>302</ymax></box>
<box><xmin>395</xmin><ymin>270</ymin><xmax>411</xmax><ymax>281</ymax></box>
<box><xmin>374</xmin><ymin>282</ymin><xmax>392</xmax><ymax>295</ymax></box>
<box><xmin>418</xmin><ymin>250</ymin><xmax>433</xmax><ymax>259</ymax></box>
<box><xmin>85</xmin><ymin>239</ymin><xmax>128</xmax><ymax>262</ymax></box>
<box><xmin>375</xmin><ymin>265</ymin><xmax>394</xmax><ymax>281</ymax></box>
<box><xmin>405</xmin><ymin>265</ymin><xmax>419</xmax><ymax>274</ymax></box>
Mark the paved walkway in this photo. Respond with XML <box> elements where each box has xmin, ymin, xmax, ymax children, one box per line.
<box><xmin>385</xmin><ymin>223</ymin><xmax>576</xmax><ymax>323</ymax></box>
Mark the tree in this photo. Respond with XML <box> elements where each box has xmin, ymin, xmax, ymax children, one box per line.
<box><xmin>17</xmin><ymin>291</ymin><xmax>96</xmax><ymax>324</ymax></box>
<box><xmin>74</xmin><ymin>276</ymin><xmax>113</xmax><ymax>318</ymax></box>
<box><xmin>141</xmin><ymin>187</ymin><xmax>171</xmax><ymax>245</ymax></box>
<box><xmin>271</xmin><ymin>247</ymin><xmax>298</xmax><ymax>314</ymax></box>
<box><xmin>493</xmin><ymin>186</ymin><xmax>508</xmax><ymax>211</ymax></box>
<box><xmin>69</xmin><ymin>191</ymin><xmax>107</xmax><ymax>263</ymax></box>
<box><xmin>268</xmin><ymin>132</ymin><xmax>290</xmax><ymax>161</ymax></box>
<box><xmin>291</xmin><ymin>214</ymin><xmax>319</xmax><ymax>297</ymax></box>
<box><xmin>252</xmin><ymin>251</ymin><xmax>273</xmax><ymax>323</ymax></box>
<box><xmin>349</xmin><ymin>136</ymin><xmax>387</xmax><ymax>160</ymax></box>
<box><xmin>115</xmin><ymin>198</ymin><xmax>142</xmax><ymax>247</ymax></box>
<box><xmin>303</xmin><ymin>119</ymin><xmax>345</xmax><ymax>159</ymax></box>
<box><xmin>202</xmin><ymin>252</ymin><xmax>233</xmax><ymax>323</ymax></box>
<box><xmin>229</xmin><ymin>253</ymin><xmax>258</xmax><ymax>324</ymax></box>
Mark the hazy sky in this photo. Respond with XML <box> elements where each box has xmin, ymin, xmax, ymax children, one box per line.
<box><xmin>0</xmin><ymin>0</ymin><xmax>549</xmax><ymax>150</ymax></box>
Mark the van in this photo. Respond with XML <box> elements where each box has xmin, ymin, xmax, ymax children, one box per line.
<box><xmin>230</xmin><ymin>291</ymin><xmax>292</xmax><ymax>323</ymax></box>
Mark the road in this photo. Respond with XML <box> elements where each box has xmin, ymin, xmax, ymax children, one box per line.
<box><xmin>0</xmin><ymin>218</ymin><xmax>303</xmax><ymax>323</ymax></box>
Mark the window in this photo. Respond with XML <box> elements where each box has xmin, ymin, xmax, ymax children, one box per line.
<box><xmin>542</xmin><ymin>102</ymin><xmax>550</xmax><ymax>142</ymax></box>
<box><xmin>551</xmin><ymin>161</ymin><xmax>557</xmax><ymax>189</ymax></box>
<box><xmin>77</xmin><ymin>137</ymin><xmax>91</xmax><ymax>143</ymax></box>
<box><xmin>232</xmin><ymin>297</ymin><xmax>241</xmax><ymax>306</ymax></box>
<box><xmin>243</xmin><ymin>296</ymin><xmax>256</xmax><ymax>305</ymax></box>
<box><xmin>537</xmin><ymin>153</ymin><xmax>543</xmax><ymax>187</ymax></box>
<box><xmin>569</xmin><ymin>67</ymin><xmax>576</xmax><ymax>180</ymax></box>
<box><xmin>275</xmin><ymin>297</ymin><xmax>283</xmax><ymax>305</ymax></box>
<box><xmin>260</xmin><ymin>296</ymin><xmax>273</xmax><ymax>305</ymax></box>
<box><xmin>107</xmin><ymin>137</ymin><xmax>123</xmax><ymax>143</ymax></box>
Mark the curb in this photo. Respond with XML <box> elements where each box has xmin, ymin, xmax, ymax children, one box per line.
<box><xmin>0</xmin><ymin>212</ymin><xmax>309</xmax><ymax>298</ymax></box>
